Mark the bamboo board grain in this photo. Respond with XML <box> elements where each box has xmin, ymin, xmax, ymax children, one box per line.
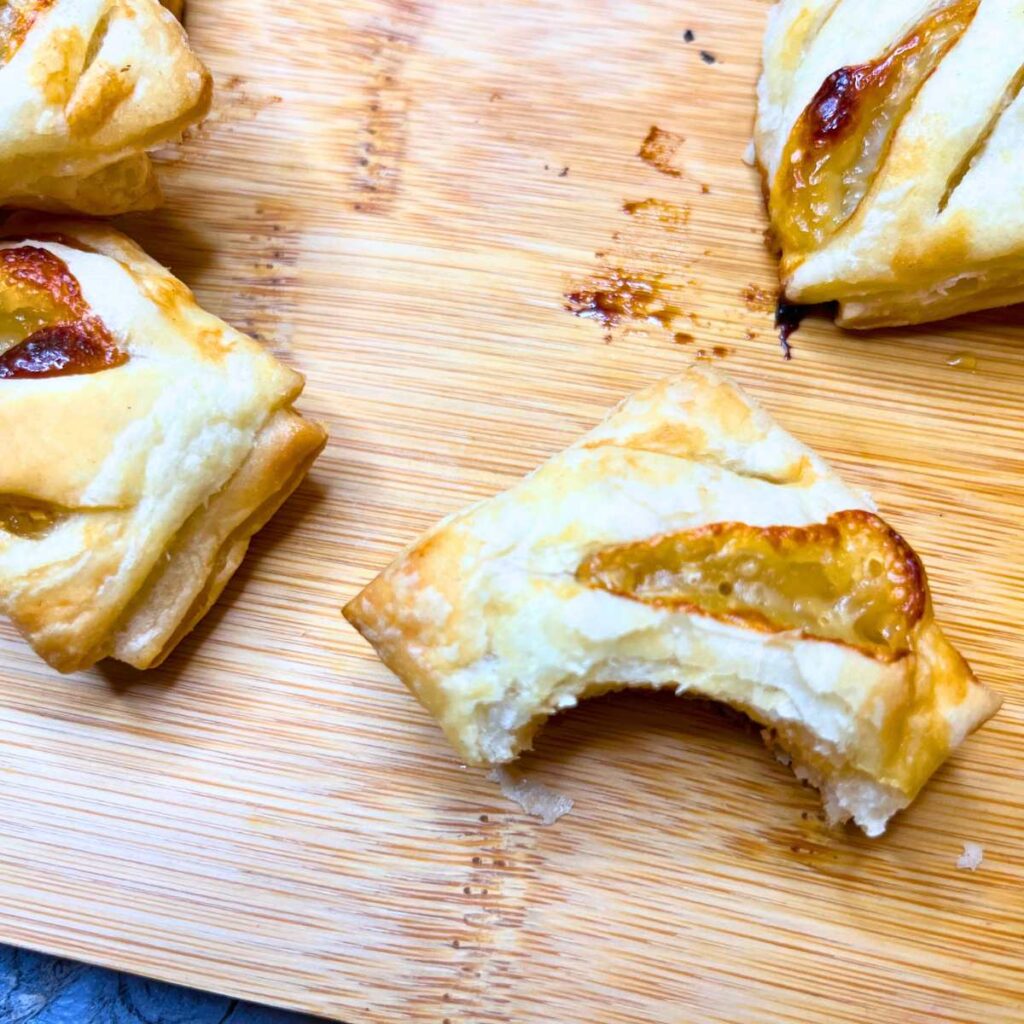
<box><xmin>1</xmin><ymin>1</ymin><xmax>1022</xmax><ymax>1021</ymax></box>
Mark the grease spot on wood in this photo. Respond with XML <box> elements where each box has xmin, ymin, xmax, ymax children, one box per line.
<box><xmin>638</xmin><ymin>126</ymin><xmax>684</xmax><ymax>177</ymax></box>
<box><xmin>742</xmin><ymin>283</ymin><xmax>776</xmax><ymax>313</ymax></box>
<box><xmin>216</xmin><ymin>74</ymin><xmax>283</xmax><ymax>123</ymax></box>
<box><xmin>947</xmin><ymin>351</ymin><xmax>978</xmax><ymax>372</ymax></box>
<box><xmin>352</xmin><ymin>4</ymin><xmax>432</xmax><ymax>212</ymax></box>
<box><xmin>622</xmin><ymin>198</ymin><xmax>690</xmax><ymax>227</ymax></box>
<box><xmin>566</xmin><ymin>268</ymin><xmax>682</xmax><ymax>341</ymax></box>
<box><xmin>695</xmin><ymin>345</ymin><xmax>729</xmax><ymax>361</ymax></box>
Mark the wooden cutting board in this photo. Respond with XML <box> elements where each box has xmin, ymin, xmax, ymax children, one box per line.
<box><xmin>1</xmin><ymin>1</ymin><xmax>1021</xmax><ymax>1021</ymax></box>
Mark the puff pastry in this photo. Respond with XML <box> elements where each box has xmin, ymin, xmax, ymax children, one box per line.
<box><xmin>756</xmin><ymin>0</ymin><xmax>1024</xmax><ymax>327</ymax></box>
<box><xmin>0</xmin><ymin>218</ymin><xmax>326</xmax><ymax>672</ymax></box>
<box><xmin>0</xmin><ymin>0</ymin><xmax>211</xmax><ymax>214</ymax></box>
<box><xmin>345</xmin><ymin>367</ymin><xmax>1000</xmax><ymax>835</ymax></box>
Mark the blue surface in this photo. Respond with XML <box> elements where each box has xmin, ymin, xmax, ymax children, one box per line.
<box><xmin>0</xmin><ymin>946</ymin><xmax>328</xmax><ymax>1024</ymax></box>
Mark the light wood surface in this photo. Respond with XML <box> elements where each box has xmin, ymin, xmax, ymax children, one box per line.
<box><xmin>1</xmin><ymin>1</ymin><xmax>1022</xmax><ymax>1021</ymax></box>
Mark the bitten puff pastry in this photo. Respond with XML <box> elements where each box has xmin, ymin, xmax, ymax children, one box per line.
<box><xmin>756</xmin><ymin>0</ymin><xmax>1024</xmax><ymax>327</ymax></box>
<box><xmin>0</xmin><ymin>218</ymin><xmax>326</xmax><ymax>672</ymax></box>
<box><xmin>345</xmin><ymin>367</ymin><xmax>1000</xmax><ymax>836</ymax></box>
<box><xmin>0</xmin><ymin>0</ymin><xmax>211</xmax><ymax>214</ymax></box>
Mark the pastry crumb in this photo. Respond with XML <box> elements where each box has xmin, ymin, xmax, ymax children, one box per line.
<box><xmin>742</xmin><ymin>140</ymin><xmax>757</xmax><ymax>167</ymax></box>
<box><xmin>956</xmin><ymin>842</ymin><xmax>984</xmax><ymax>871</ymax></box>
<box><xmin>488</xmin><ymin>767</ymin><xmax>574</xmax><ymax>825</ymax></box>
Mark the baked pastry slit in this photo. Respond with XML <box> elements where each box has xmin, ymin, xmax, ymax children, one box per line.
<box><xmin>757</xmin><ymin>0</ymin><xmax>1024</xmax><ymax>326</ymax></box>
<box><xmin>0</xmin><ymin>219</ymin><xmax>327</xmax><ymax>672</ymax></box>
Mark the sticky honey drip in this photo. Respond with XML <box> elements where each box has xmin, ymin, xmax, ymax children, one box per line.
<box><xmin>772</xmin><ymin>0</ymin><xmax>979</xmax><ymax>254</ymax></box>
<box><xmin>576</xmin><ymin>510</ymin><xmax>927</xmax><ymax>660</ymax></box>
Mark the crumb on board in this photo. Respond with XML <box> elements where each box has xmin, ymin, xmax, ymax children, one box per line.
<box><xmin>957</xmin><ymin>842</ymin><xmax>984</xmax><ymax>871</ymax></box>
<box><xmin>742</xmin><ymin>283</ymin><xmax>777</xmax><ymax>313</ymax></box>
<box><xmin>742</xmin><ymin>140</ymin><xmax>757</xmax><ymax>167</ymax></box>
<box><xmin>683</xmin><ymin>28</ymin><xmax>695</xmax><ymax>42</ymax></box>
<box><xmin>700</xmin><ymin>50</ymin><xmax>717</xmax><ymax>64</ymax></box>
<box><xmin>488</xmin><ymin>767</ymin><xmax>574</xmax><ymax>825</ymax></box>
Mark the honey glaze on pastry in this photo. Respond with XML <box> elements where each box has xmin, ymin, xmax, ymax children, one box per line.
<box><xmin>0</xmin><ymin>245</ymin><xmax>127</xmax><ymax>376</ymax></box>
<box><xmin>0</xmin><ymin>0</ymin><xmax>211</xmax><ymax>214</ymax></box>
<box><xmin>577</xmin><ymin>511</ymin><xmax>925</xmax><ymax>659</ymax></box>
<box><xmin>771</xmin><ymin>1</ymin><xmax>978</xmax><ymax>254</ymax></box>
<box><xmin>0</xmin><ymin>218</ymin><xmax>327</xmax><ymax>673</ymax></box>
<box><xmin>345</xmin><ymin>367</ymin><xmax>1000</xmax><ymax>836</ymax></box>
<box><xmin>756</xmin><ymin>0</ymin><xmax>1024</xmax><ymax>327</ymax></box>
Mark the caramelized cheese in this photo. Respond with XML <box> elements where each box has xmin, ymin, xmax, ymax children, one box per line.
<box><xmin>0</xmin><ymin>245</ymin><xmax>126</xmax><ymax>378</ymax></box>
<box><xmin>772</xmin><ymin>0</ymin><xmax>978</xmax><ymax>254</ymax></box>
<box><xmin>577</xmin><ymin>510</ymin><xmax>927</xmax><ymax>660</ymax></box>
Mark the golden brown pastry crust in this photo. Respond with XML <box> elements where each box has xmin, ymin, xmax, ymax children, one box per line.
<box><xmin>0</xmin><ymin>218</ymin><xmax>327</xmax><ymax>672</ymax></box>
<box><xmin>756</xmin><ymin>0</ymin><xmax>1024</xmax><ymax>327</ymax></box>
<box><xmin>0</xmin><ymin>0</ymin><xmax>211</xmax><ymax>214</ymax></box>
<box><xmin>345</xmin><ymin>367</ymin><xmax>1000</xmax><ymax>835</ymax></box>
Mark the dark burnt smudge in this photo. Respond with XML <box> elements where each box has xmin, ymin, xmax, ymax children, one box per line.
<box><xmin>566</xmin><ymin>269</ymin><xmax>682</xmax><ymax>341</ymax></box>
<box><xmin>774</xmin><ymin>298</ymin><xmax>839</xmax><ymax>360</ymax></box>
<box><xmin>806</xmin><ymin>66</ymin><xmax>864</xmax><ymax>143</ymax></box>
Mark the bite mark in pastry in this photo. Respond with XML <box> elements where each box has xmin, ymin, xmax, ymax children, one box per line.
<box><xmin>345</xmin><ymin>368</ymin><xmax>1000</xmax><ymax>836</ymax></box>
<box><xmin>0</xmin><ymin>0</ymin><xmax>211</xmax><ymax>214</ymax></box>
<box><xmin>0</xmin><ymin>218</ymin><xmax>327</xmax><ymax>672</ymax></box>
<box><xmin>756</xmin><ymin>0</ymin><xmax>1024</xmax><ymax>327</ymax></box>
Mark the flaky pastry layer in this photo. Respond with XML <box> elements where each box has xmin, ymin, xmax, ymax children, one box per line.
<box><xmin>0</xmin><ymin>0</ymin><xmax>212</xmax><ymax>214</ymax></box>
<box><xmin>345</xmin><ymin>367</ymin><xmax>1000</xmax><ymax>835</ymax></box>
<box><xmin>0</xmin><ymin>217</ymin><xmax>326</xmax><ymax>671</ymax></box>
<box><xmin>755</xmin><ymin>0</ymin><xmax>1024</xmax><ymax>327</ymax></box>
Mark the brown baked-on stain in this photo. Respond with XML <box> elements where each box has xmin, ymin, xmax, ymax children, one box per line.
<box><xmin>694</xmin><ymin>345</ymin><xmax>730</xmax><ymax>361</ymax></box>
<box><xmin>66</xmin><ymin>61</ymin><xmax>137</xmax><ymax>135</ymax></box>
<box><xmin>30</xmin><ymin>24</ymin><xmax>86</xmax><ymax>106</ymax></box>
<box><xmin>772</xmin><ymin>0</ymin><xmax>979</xmax><ymax>253</ymax></box>
<box><xmin>0</xmin><ymin>0</ymin><xmax>54</xmax><ymax>66</ymax></box>
<box><xmin>0</xmin><ymin>245</ymin><xmax>127</xmax><ymax>379</ymax></box>
<box><xmin>577</xmin><ymin>510</ymin><xmax>927</xmax><ymax>661</ymax></box>
<box><xmin>566</xmin><ymin>268</ymin><xmax>681</xmax><ymax>339</ymax></box>
<box><xmin>622</xmin><ymin>198</ymin><xmax>690</xmax><ymax>227</ymax></box>
<box><xmin>638</xmin><ymin>126</ymin><xmax>685</xmax><ymax>177</ymax></box>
